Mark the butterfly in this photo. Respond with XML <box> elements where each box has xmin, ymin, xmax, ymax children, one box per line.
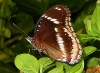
<box><xmin>26</xmin><ymin>5</ymin><xmax>82</xmax><ymax>64</ymax></box>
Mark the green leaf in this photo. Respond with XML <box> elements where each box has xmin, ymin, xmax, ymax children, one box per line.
<box><xmin>84</xmin><ymin>16</ymin><xmax>98</xmax><ymax>36</ymax></box>
<box><xmin>77</xmin><ymin>34</ymin><xmax>100</xmax><ymax>43</ymax></box>
<box><xmin>38</xmin><ymin>57</ymin><xmax>53</xmax><ymax>73</ymax></box>
<box><xmin>91</xmin><ymin>0</ymin><xmax>100</xmax><ymax>36</ymax></box>
<box><xmin>87</xmin><ymin>57</ymin><xmax>99</xmax><ymax>67</ymax></box>
<box><xmin>48</xmin><ymin>65</ymin><xmax>64</xmax><ymax>73</ymax></box>
<box><xmin>84</xmin><ymin>0</ymin><xmax>100</xmax><ymax>37</ymax></box>
<box><xmin>68</xmin><ymin>60</ymin><xmax>84</xmax><ymax>73</ymax></box>
<box><xmin>74</xmin><ymin>0</ymin><xmax>96</xmax><ymax>32</ymax></box>
<box><xmin>83</xmin><ymin>46</ymin><xmax>97</xmax><ymax>58</ymax></box>
<box><xmin>58</xmin><ymin>62</ymin><xmax>69</xmax><ymax>73</ymax></box>
<box><xmin>0</xmin><ymin>27</ymin><xmax>11</xmax><ymax>38</ymax></box>
<box><xmin>55</xmin><ymin>60</ymin><xmax>84</xmax><ymax>73</ymax></box>
<box><xmin>5</xmin><ymin>28</ymin><xmax>11</xmax><ymax>38</ymax></box>
<box><xmin>77</xmin><ymin>34</ymin><xmax>96</xmax><ymax>44</ymax></box>
<box><xmin>55</xmin><ymin>62</ymin><xmax>68</xmax><ymax>67</ymax></box>
<box><xmin>14</xmin><ymin>54</ymin><xmax>39</xmax><ymax>73</ymax></box>
<box><xmin>96</xmin><ymin>0</ymin><xmax>100</xmax><ymax>31</ymax></box>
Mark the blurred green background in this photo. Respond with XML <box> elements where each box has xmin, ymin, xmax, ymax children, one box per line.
<box><xmin>0</xmin><ymin>0</ymin><xmax>98</xmax><ymax>72</ymax></box>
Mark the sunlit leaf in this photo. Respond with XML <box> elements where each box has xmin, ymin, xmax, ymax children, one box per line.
<box><xmin>14</xmin><ymin>54</ymin><xmax>39</xmax><ymax>73</ymax></box>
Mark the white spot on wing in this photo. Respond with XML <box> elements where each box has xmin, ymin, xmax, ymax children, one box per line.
<box><xmin>68</xmin><ymin>17</ymin><xmax>71</xmax><ymax>21</ymax></box>
<box><xmin>79</xmin><ymin>49</ymin><xmax>82</xmax><ymax>55</ymax></box>
<box><xmin>79</xmin><ymin>45</ymin><xmax>82</xmax><ymax>51</ymax></box>
<box><xmin>72</xmin><ymin>33</ymin><xmax>76</xmax><ymax>37</ymax></box>
<box><xmin>55</xmin><ymin>7</ymin><xmax>58</xmax><ymax>9</ymax></box>
<box><xmin>41</xmin><ymin>14</ymin><xmax>46</xmax><ymax>17</ymax></box>
<box><xmin>59</xmin><ymin>43</ymin><xmax>64</xmax><ymax>47</ymax></box>
<box><xmin>50</xmin><ymin>18</ymin><xmax>60</xmax><ymax>24</ymax></box>
<box><xmin>53</xmin><ymin>21</ymin><xmax>60</xmax><ymax>24</ymax></box>
<box><xmin>58</xmin><ymin>40</ymin><xmax>64</xmax><ymax>44</ymax></box>
<box><xmin>38</xmin><ymin>25</ymin><xmax>41</xmax><ymax>27</ymax></box>
<box><xmin>58</xmin><ymin>8</ymin><xmax>61</xmax><ymax>10</ymax></box>
<box><xmin>55</xmin><ymin>7</ymin><xmax>61</xmax><ymax>10</ymax></box>
<box><xmin>51</xmin><ymin>19</ymin><xmax>57</xmax><ymax>21</ymax></box>
<box><xmin>68</xmin><ymin>22</ymin><xmax>71</xmax><ymax>26</ymax></box>
<box><xmin>44</xmin><ymin>15</ymin><xmax>47</xmax><ymax>18</ymax></box>
<box><xmin>56</xmin><ymin>34</ymin><xmax>65</xmax><ymax>52</ymax></box>
<box><xmin>62</xmin><ymin>58</ymin><xmax>67</xmax><ymax>62</ymax></box>
<box><xmin>57</xmin><ymin>58</ymin><xmax>61</xmax><ymax>61</ymax></box>
<box><xmin>47</xmin><ymin>17</ymin><xmax>52</xmax><ymax>20</ymax></box>
<box><xmin>76</xmin><ymin>38</ymin><xmax>80</xmax><ymax>43</ymax></box>
<box><xmin>63</xmin><ymin>28</ymin><xmax>67</xmax><ymax>32</ymax></box>
<box><xmin>57</xmin><ymin>36</ymin><xmax>63</xmax><ymax>41</ymax></box>
<box><xmin>42</xmin><ymin>14</ymin><xmax>60</xmax><ymax>24</ymax></box>
<box><xmin>70</xmin><ymin>27</ymin><xmax>74</xmax><ymax>32</ymax></box>
<box><xmin>37</xmin><ymin>30</ymin><xmax>39</xmax><ymax>31</ymax></box>
<box><xmin>54</xmin><ymin>28</ymin><xmax>58</xmax><ymax>32</ymax></box>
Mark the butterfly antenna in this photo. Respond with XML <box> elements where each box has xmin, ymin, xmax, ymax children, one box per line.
<box><xmin>10</xmin><ymin>23</ymin><xmax>29</xmax><ymax>37</ymax></box>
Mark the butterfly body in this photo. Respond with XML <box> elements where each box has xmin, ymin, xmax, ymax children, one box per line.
<box><xmin>26</xmin><ymin>5</ymin><xmax>82</xmax><ymax>64</ymax></box>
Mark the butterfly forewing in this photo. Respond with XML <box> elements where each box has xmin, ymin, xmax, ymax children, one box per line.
<box><xmin>26</xmin><ymin>5</ymin><xmax>82</xmax><ymax>64</ymax></box>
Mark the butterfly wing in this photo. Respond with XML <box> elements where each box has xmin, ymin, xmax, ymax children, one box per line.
<box><xmin>28</xmin><ymin>5</ymin><xmax>82</xmax><ymax>64</ymax></box>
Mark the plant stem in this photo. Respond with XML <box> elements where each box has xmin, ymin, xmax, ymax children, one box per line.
<box><xmin>0</xmin><ymin>0</ymin><xmax>6</xmax><ymax>49</ymax></box>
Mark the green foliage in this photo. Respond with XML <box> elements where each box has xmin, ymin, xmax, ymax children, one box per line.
<box><xmin>82</xmin><ymin>46</ymin><xmax>97</xmax><ymax>58</ymax></box>
<box><xmin>15</xmin><ymin>54</ymin><xmax>39</xmax><ymax>73</ymax></box>
<box><xmin>0</xmin><ymin>0</ymin><xmax>100</xmax><ymax>73</ymax></box>
<box><xmin>84</xmin><ymin>0</ymin><xmax>100</xmax><ymax>37</ymax></box>
<box><xmin>14</xmin><ymin>46</ymin><xmax>96</xmax><ymax>73</ymax></box>
<box><xmin>86</xmin><ymin>57</ymin><xmax>99</xmax><ymax>67</ymax></box>
<box><xmin>15</xmin><ymin>54</ymin><xmax>84</xmax><ymax>73</ymax></box>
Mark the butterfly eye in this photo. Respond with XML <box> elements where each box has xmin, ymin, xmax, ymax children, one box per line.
<box><xmin>26</xmin><ymin>5</ymin><xmax>82</xmax><ymax>65</ymax></box>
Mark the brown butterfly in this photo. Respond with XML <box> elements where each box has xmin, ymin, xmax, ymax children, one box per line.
<box><xmin>26</xmin><ymin>5</ymin><xmax>82</xmax><ymax>64</ymax></box>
